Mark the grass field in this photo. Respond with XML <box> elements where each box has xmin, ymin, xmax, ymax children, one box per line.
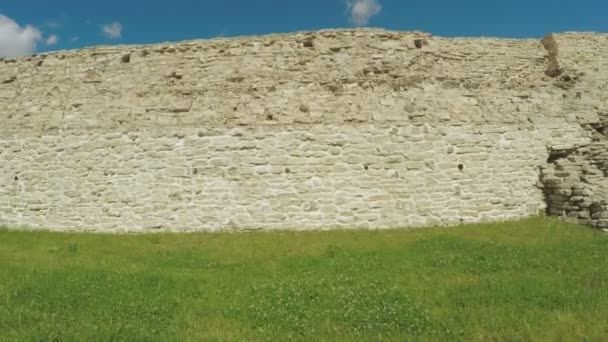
<box><xmin>1</xmin><ymin>217</ymin><xmax>608</xmax><ymax>341</ymax></box>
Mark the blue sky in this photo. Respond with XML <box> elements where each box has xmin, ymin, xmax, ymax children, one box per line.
<box><xmin>0</xmin><ymin>0</ymin><xmax>607</xmax><ymax>57</ymax></box>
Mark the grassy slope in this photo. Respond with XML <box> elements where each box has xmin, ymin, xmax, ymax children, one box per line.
<box><xmin>1</xmin><ymin>217</ymin><xmax>607</xmax><ymax>341</ymax></box>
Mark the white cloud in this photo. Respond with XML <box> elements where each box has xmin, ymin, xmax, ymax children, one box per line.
<box><xmin>102</xmin><ymin>22</ymin><xmax>122</xmax><ymax>39</ymax></box>
<box><xmin>347</xmin><ymin>0</ymin><xmax>382</xmax><ymax>26</ymax></box>
<box><xmin>46</xmin><ymin>34</ymin><xmax>59</xmax><ymax>45</ymax></box>
<box><xmin>0</xmin><ymin>14</ymin><xmax>42</xmax><ymax>57</ymax></box>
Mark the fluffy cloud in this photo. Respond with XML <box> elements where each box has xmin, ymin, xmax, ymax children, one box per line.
<box><xmin>102</xmin><ymin>22</ymin><xmax>122</xmax><ymax>39</ymax></box>
<box><xmin>347</xmin><ymin>0</ymin><xmax>382</xmax><ymax>26</ymax></box>
<box><xmin>0</xmin><ymin>14</ymin><xmax>42</xmax><ymax>57</ymax></box>
<box><xmin>46</xmin><ymin>34</ymin><xmax>59</xmax><ymax>45</ymax></box>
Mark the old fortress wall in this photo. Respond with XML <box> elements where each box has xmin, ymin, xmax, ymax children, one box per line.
<box><xmin>1</xmin><ymin>29</ymin><xmax>608</xmax><ymax>232</ymax></box>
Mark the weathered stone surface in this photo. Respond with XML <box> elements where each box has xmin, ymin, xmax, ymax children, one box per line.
<box><xmin>0</xmin><ymin>28</ymin><xmax>607</xmax><ymax>232</ymax></box>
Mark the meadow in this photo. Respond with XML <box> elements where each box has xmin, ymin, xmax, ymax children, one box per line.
<box><xmin>1</xmin><ymin>217</ymin><xmax>607</xmax><ymax>340</ymax></box>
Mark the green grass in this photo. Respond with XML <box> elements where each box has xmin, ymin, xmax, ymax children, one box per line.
<box><xmin>1</xmin><ymin>217</ymin><xmax>608</xmax><ymax>341</ymax></box>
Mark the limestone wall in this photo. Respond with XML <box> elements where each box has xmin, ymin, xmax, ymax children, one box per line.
<box><xmin>0</xmin><ymin>29</ymin><xmax>607</xmax><ymax>232</ymax></box>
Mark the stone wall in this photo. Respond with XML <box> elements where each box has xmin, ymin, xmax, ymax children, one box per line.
<box><xmin>0</xmin><ymin>29</ymin><xmax>607</xmax><ymax>232</ymax></box>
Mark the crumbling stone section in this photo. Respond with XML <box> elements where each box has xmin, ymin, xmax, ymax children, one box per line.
<box><xmin>541</xmin><ymin>34</ymin><xmax>564</xmax><ymax>77</ymax></box>
<box><xmin>541</xmin><ymin>114</ymin><xmax>608</xmax><ymax>228</ymax></box>
<box><xmin>0</xmin><ymin>29</ymin><xmax>607</xmax><ymax>232</ymax></box>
